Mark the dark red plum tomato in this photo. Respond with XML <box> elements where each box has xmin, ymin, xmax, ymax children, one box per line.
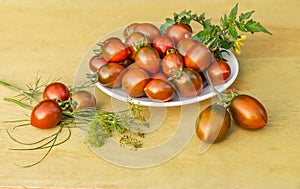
<box><xmin>71</xmin><ymin>90</ymin><xmax>96</xmax><ymax>110</ymax></box>
<box><xmin>162</xmin><ymin>52</ymin><xmax>184</xmax><ymax>77</ymax></box>
<box><xmin>229</xmin><ymin>94</ymin><xmax>268</xmax><ymax>130</ymax></box>
<box><xmin>89</xmin><ymin>56</ymin><xmax>107</xmax><ymax>72</ymax></box>
<box><xmin>184</xmin><ymin>43</ymin><xmax>212</xmax><ymax>72</ymax></box>
<box><xmin>195</xmin><ymin>104</ymin><xmax>231</xmax><ymax>143</ymax></box>
<box><xmin>172</xmin><ymin>68</ymin><xmax>203</xmax><ymax>97</ymax></box>
<box><xmin>135</xmin><ymin>46</ymin><xmax>160</xmax><ymax>74</ymax></box>
<box><xmin>144</xmin><ymin>79</ymin><xmax>176</xmax><ymax>102</ymax></box>
<box><xmin>135</xmin><ymin>23</ymin><xmax>160</xmax><ymax>41</ymax></box>
<box><xmin>102</xmin><ymin>37</ymin><xmax>130</xmax><ymax>62</ymax></box>
<box><xmin>121</xmin><ymin>68</ymin><xmax>150</xmax><ymax>98</ymax></box>
<box><xmin>31</xmin><ymin>100</ymin><xmax>62</xmax><ymax>129</ymax></box>
<box><xmin>153</xmin><ymin>35</ymin><xmax>175</xmax><ymax>57</ymax></box>
<box><xmin>176</xmin><ymin>38</ymin><xmax>198</xmax><ymax>56</ymax></box>
<box><xmin>207</xmin><ymin>60</ymin><xmax>231</xmax><ymax>85</ymax></box>
<box><xmin>43</xmin><ymin>82</ymin><xmax>70</xmax><ymax>101</ymax></box>
<box><xmin>98</xmin><ymin>62</ymin><xmax>126</xmax><ymax>88</ymax></box>
<box><xmin>166</xmin><ymin>24</ymin><xmax>192</xmax><ymax>44</ymax></box>
<box><xmin>125</xmin><ymin>32</ymin><xmax>149</xmax><ymax>60</ymax></box>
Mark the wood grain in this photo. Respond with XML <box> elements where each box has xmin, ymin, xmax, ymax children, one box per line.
<box><xmin>0</xmin><ymin>0</ymin><xmax>299</xmax><ymax>188</ymax></box>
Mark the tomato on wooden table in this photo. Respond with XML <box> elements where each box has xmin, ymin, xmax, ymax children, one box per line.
<box><xmin>71</xmin><ymin>90</ymin><xmax>96</xmax><ymax>110</ymax></box>
<box><xmin>31</xmin><ymin>100</ymin><xmax>62</xmax><ymax>129</ymax></box>
<box><xmin>229</xmin><ymin>94</ymin><xmax>268</xmax><ymax>130</ymax></box>
<box><xmin>195</xmin><ymin>104</ymin><xmax>231</xmax><ymax>143</ymax></box>
<box><xmin>43</xmin><ymin>82</ymin><xmax>70</xmax><ymax>101</ymax></box>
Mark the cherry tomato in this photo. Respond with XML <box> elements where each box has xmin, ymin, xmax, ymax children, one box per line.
<box><xmin>206</xmin><ymin>60</ymin><xmax>231</xmax><ymax>85</ymax></box>
<box><xmin>162</xmin><ymin>52</ymin><xmax>184</xmax><ymax>77</ymax></box>
<box><xmin>123</xmin><ymin>23</ymin><xmax>140</xmax><ymax>38</ymax></box>
<box><xmin>31</xmin><ymin>100</ymin><xmax>62</xmax><ymax>129</ymax></box>
<box><xmin>184</xmin><ymin>43</ymin><xmax>212</xmax><ymax>72</ymax></box>
<box><xmin>176</xmin><ymin>38</ymin><xmax>198</xmax><ymax>56</ymax></box>
<box><xmin>89</xmin><ymin>56</ymin><xmax>107</xmax><ymax>72</ymax></box>
<box><xmin>172</xmin><ymin>68</ymin><xmax>203</xmax><ymax>97</ymax></box>
<box><xmin>135</xmin><ymin>23</ymin><xmax>160</xmax><ymax>41</ymax></box>
<box><xmin>125</xmin><ymin>32</ymin><xmax>149</xmax><ymax>60</ymax></box>
<box><xmin>71</xmin><ymin>90</ymin><xmax>96</xmax><ymax>110</ymax></box>
<box><xmin>166</xmin><ymin>24</ymin><xmax>192</xmax><ymax>43</ymax></box>
<box><xmin>144</xmin><ymin>79</ymin><xmax>176</xmax><ymax>102</ymax></box>
<box><xmin>195</xmin><ymin>104</ymin><xmax>231</xmax><ymax>143</ymax></box>
<box><xmin>43</xmin><ymin>82</ymin><xmax>70</xmax><ymax>101</ymax></box>
<box><xmin>121</xmin><ymin>68</ymin><xmax>150</xmax><ymax>97</ymax></box>
<box><xmin>152</xmin><ymin>35</ymin><xmax>175</xmax><ymax>57</ymax></box>
<box><xmin>98</xmin><ymin>62</ymin><xmax>126</xmax><ymax>88</ymax></box>
<box><xmin>102</xmin><ymin>37</ymin><xmax>130</xmax><ymax>62</ymax></box>
<box><xmin>135</xmin><ymin>46</ymin><xmax>160</xmax><ymax>74</ymax></box>
<box><xmin>229</xmin><ymin>94</ymin><xmax>268</xmax><ymax>130</ymax></box>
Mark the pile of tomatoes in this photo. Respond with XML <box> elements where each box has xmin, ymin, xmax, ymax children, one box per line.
<box><xmin>195</xmin><ymin>93</ymin><xmax>268</xmax><ymax>144</ymax></box>
<box><xmin>31</xmin><ymin>82</ymin><xmax>96</xmax><ymax>129</ymax></box>
<box><xmin>89</xmin><ymin>22</ymin><xmax>231</xmax><ymax>102</ymax></box>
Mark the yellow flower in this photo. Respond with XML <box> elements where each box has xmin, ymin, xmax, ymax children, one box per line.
<box><xmin>234</xmin><ymin>35</ymin><xmax>247</xmax><ymax>54</ymax></box>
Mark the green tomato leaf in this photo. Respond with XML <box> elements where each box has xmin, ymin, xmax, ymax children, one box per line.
<box><xmin>229</xmin><ymin>3</ymin><xmax>239</xmax><ymax>21</ymax></box>
<box><xmin>236</xmin><ymin>21</ymin><xmax>247</xmax><ymax>32</ymax></box>
<box><xmin>246</xmin><ymin>20</ymin><xmax>272</xmax><ymax>35</ymax></box>
<box><xmin>228</xmin><ymin>25</ymin><xmax>238</xmax><ymax>39</ymax></box>
<box><xmin>220</xmin><ymin>40</ymin><xmax>235</xmax><ymax>49</ymax></box>
<box><xmin>239</xmin><ymin>10</ymin><xmax>255</xmax><ymax>21</ymax></box>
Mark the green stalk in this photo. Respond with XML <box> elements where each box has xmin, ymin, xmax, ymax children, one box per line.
<box><xmin>3</xmin><ymin>97</ymin><xmax>34</xmax><ymax>110</ymax></box>
<box><xmin>0</xmin><ymin>81</ymin><xmax>39</xmax><ymax>103</ymax></box>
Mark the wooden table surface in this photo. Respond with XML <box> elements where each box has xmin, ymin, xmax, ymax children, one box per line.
<box><xmin>1</xmin><ymin>0</ymin><xmax>299</xmax><ymax>188</ymax></box>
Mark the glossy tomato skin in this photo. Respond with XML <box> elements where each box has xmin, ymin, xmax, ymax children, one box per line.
<box><xmin>134</xmin><ymin>23</ymin><xmax>160</xmax><ymax>41</ymax></box>
<box><xmin>102</xmin><ymin>37</ymin><xmax>130</xmax><ymax>62</ymax></box>
<box><xmin>43</xmin><ymin>82</ymin><xmax>70</xmax><ymax>101</ymax></box>
<box><xmin>172</xmin><ymin>68</ymin><xmax>203</xmax><ymax>97</ymax></box>
<box><xmin>207</xmin><ymin>60</ymin><xmax>231</xmax><ymax>85</ymax></box>
<box><xmin>31</xmin><ymin>100</ymin><xmax>62</xmax><ymax>129</ymax></box>
<box><xmin>89</xmin><ymin>56</ymin><xmax>107</xmax><ymax>72</ymax></box>
<box><xmin>71</xmin><ymin>90</ymin><xmax>96</xmax><ymax>110</ymax></box>
<box><xmin>98</xmin><ymin>62</ymin><xmax>126</xmax><ymax>88</ymax></box>
<box><xmin>166</xmin><ymin>24</ymin><xmax>192</xmax><ymax>43</ymax></box>
<box><xmin>162</xmin><ymin>52</ymin><xmax>184</xmax><ymax>77</ymax></box>
<box><xmin>121</xmin><ymin>68</ymin><xmax>150</xmax><ymax>97</ymax></box>
<box><xmin>176</xmin><ymin>38</ymin><xmax>198</xmax><ymax>56</ymax></box>
<box><xmin>184</xmin><ymin>43</ymin><xmax>212</xmax><ymax>72</ymax></box>
<box><xmin>135</xmin><ymin>46</ymin><xmax>160</xmax><ymax>74</ymax></box>
<box><xmin>195</xmin><ymin>104</ymin><xmax>231</xmax><ymax>143</ymax></box>
<box><xmin>125</xmin><ymin>32</ymin><xmax>149</xmax><ymax>60</ymax></box>
<box><xmin>144</xmin><ymin>79</ymin><xmax>176</xmax><ymax>102</ymax></box>
<box><xmin>151</xmin><ymin>72</ymin><xmax>169</xmax><ymax>81</ymax></box>
<box><xmin>123</xmin><ymin>23</ymin><xmax>140</xmax><ymax>38</ymax></box>
<box><xmin>229</xmin><ymin>94</ymin><xmax>268</xmax><ymax>130</ymax></box>
<box><xmin>152</xmin><ymin>35</ymin><xmax>175</xmax><ymax>57</ymax></box>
